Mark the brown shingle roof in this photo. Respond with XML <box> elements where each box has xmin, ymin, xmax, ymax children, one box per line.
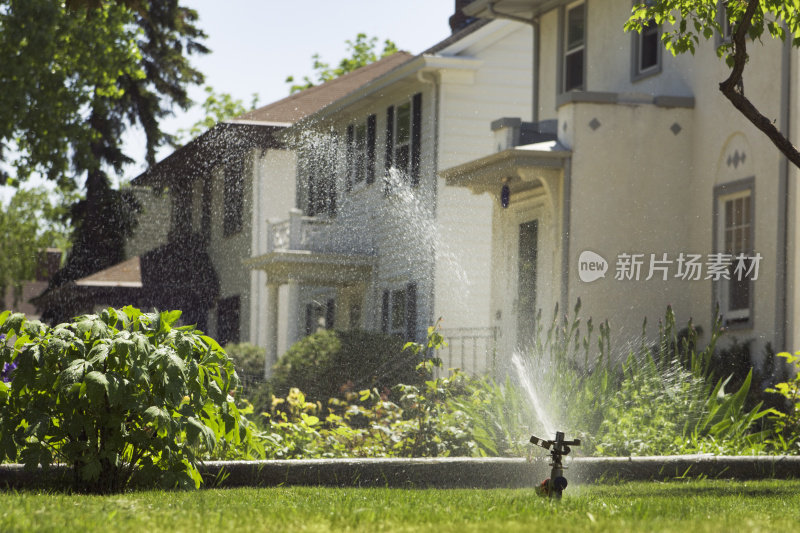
<box><xmin>231</xmin><ymin>51</ymin><xmax>415</xmax><ymax>124</ymax></box>
<box><xmin>75</xmin><ymin>256</ymin><xmax>142</xmax><ymax>288</ymax></box>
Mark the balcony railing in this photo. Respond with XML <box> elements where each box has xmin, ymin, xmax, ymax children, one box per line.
<box><xmin>438</xmin><ymin>327</ymin><xmax>498</xmax><ymax>377</ymax></box>
<box><xmin>267</xmin><ymin>208</ymin><xmax>332</xmax><ymax>253</ymax></box>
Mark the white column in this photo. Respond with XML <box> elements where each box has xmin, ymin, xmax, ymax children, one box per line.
<box><xmin>286</xmin><ymin>280</ymin><xmax>301</xmax><ymax>348</ymax></box>
<box><xmin>264</xmin><ymin>283</ymin><xmax>280</xmax><ymax>378</ymax></box>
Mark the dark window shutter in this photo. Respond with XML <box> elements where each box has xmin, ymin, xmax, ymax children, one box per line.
<box><xmin>384</xmin><ymin>105</ymin><xmax>394</xmax><ymax>195</ymax></box>
<box><xmin>366</xmin><ymin>114</ymin><xmax>377</xmax><ymax>184</ymax></box>
<box><xmin>381</xmin><ymin>290</ymin><xmax>390</xmax><ymax>334</ymax></box>
<box><xmin>405</xmin><ymin>282</ymin><xmax>417</xmax><ymax>342</ymax></box>
<box><xmin>325</xmin><ymin>299</ymin><xmax>336</xmax><ymax>329</ymax></box>
<box><xmin>346</xmin><ymin>124</ymin><xmax>354</xmax><ymax>192</ymax></box>
<box><xmin>410</xmin><ymin>93</ymin><xmax>422</xmax><ymax>187</ymax></box>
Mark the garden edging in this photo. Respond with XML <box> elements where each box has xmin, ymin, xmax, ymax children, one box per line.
<box><xmin>2</xmin><ymin>455</ymin><xmax>799</xmax><ymax>490</ymax></box>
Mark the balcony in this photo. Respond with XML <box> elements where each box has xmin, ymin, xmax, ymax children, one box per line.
<box><xmin>248</xmin><ymin>208</ymin><xmax>375</xmax><ymax>286</ymax></box>
<box><xmin>267</xmin><ymin>208</ymin><xmax>333</xmax><ymax>253</ymax></box>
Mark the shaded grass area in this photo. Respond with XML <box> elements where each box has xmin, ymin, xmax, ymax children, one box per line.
<box><xmin>1</xmin><ymin>479</ymin><xmax>799</xmax><ymax>533</ymax></box>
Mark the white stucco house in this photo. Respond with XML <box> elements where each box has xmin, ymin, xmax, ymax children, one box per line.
<box><xmin>438</xmin><ymin>0</ymin><xmax>800</xmax><ymax>363</ymax></box>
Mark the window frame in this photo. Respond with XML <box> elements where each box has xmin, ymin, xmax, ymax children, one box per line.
<box><xmin>712</xmin><ymin>177</ymin><xmax>755</xmax><ymax>329</ymax></box>
<box><xmin>630</xmin><ymin>2</ymin><xmax>662</xmax><ymax>82</ymax></box>
<box><xmin>558</xmin><ymin>1</ymin><xmax>587</xmax><ymax>94</ymax></box>
<box><xmin>385</xmin><ymin>93</ymin><xmax>422</xmax><ymax>190</ymax></box>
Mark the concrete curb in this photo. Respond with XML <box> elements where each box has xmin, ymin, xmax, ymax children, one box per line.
<box><xmin>2</xmin><ymin>455</ymin><xmax>800</xmax><ymax>490</ymax></box>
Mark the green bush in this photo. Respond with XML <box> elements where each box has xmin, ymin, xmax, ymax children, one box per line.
<box><xmin>224</xmin><ymin>343</ymin><xmax>272</xmax><ymax>413</ymax></box>
<box><xmin>0</xmin><ymin>307</ymin><xmax>261</xmax><ymax>492</ymax></box>
<box><xmin>270</xmin><ymin>329</ymin><xmax>424</xmax><ymax>404</ymax></box>
<box><xmin>765</xmin><ymin>351</ymin><xmax>800</xmax><ymax>453</ymax></box>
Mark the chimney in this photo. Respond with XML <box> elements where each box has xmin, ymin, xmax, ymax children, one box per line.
<box><xmin>449</xmin><ymin>0</ymin><xmax>477</xmax><ymax>33</ymax></box>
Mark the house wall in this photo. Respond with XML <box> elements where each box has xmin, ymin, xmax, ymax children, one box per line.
<box><xmin>436</xmin><ymin>21</ymin><xmax>534</xmax><ymax>332</ymax></box>
<box><xmin>124</xmin><ymin>186</ymin><xmax>170</xmax><ymax>259</ymax></box>
<box><xmin>206</xmin><ymin>150</ymin><xmax>255</xmax><ymax>345</ymax></box>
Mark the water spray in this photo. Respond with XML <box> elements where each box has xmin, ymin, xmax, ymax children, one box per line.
<box><xmin>529</xmin><ymin>431</ymin><xmax>580</xmax><ymax>499</ymax></box>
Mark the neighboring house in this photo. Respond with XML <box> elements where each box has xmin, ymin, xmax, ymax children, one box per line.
<box><xmin>437</xmin><ymin>0</ymin><xmax>799</xmax><ymax>362</ymax></box>
<box><xmin>248</xmin><ymin>9</ymin><xmax>535</xmax><ymax>374</ymax></box>
<box><xmin>34</xmin><ymin>52</ymin><xmax>414</xmax><ymax>353</ymax></box>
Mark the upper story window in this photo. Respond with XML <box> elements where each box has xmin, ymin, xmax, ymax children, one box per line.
<box><xmin>223</xmin><ymin>158</ymin><xmax>244</xmax><ymax>237</ymax></box>
<box><xmin>346</xmin><ymin>114</ymin><xmax>376</xmax><ymax>189</ymax></box>
<box><xmin>713</xmin><ymin>179</ymin><xmax>756</xmax><ymax>328</ymax></box>
<box><xmin>385</xmin><ymin>92</ymin><xmax>422</xmax><ymax>188</ymax></box>
<box><xmin>305</xmin><ymin>139</ymin><xmax>337</xmax><ymax>217</ymax></box>
<box><xmin>632</xmin><ymin>2</ymin><xmax>661</xmax><ymax>80</ymax></box>
<box><xmin>562</xmin><ymin>2</ymin><xmax>586</xmax><ymax>92</ymax></box>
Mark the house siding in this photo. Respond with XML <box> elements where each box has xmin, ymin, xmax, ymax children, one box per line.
<box><xmin>436</xmin><ymin>21</ymin><xmax>534</xmax><ymax>332</ymax></box>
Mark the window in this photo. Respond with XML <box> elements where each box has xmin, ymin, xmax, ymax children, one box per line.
<box><xmin>217</xmin><ymin>295</ymin><xmax>240</xmax><ymax>345</ymax></box>
<box><xmin>385</xmin><ymin>93</ymin><xmax>422</xmax><ymax>188</ymax></box>
<box><xmin>714</xmin><ymin>181</ymin><xmax>755</xmax><ymax>327</ymax></box>
<box><xmin>719</xmin><ymin>1</ymin><xmax>732</xmax><ymax>41</ymax></box>
<box><xmin>562</xmin><ymin>3</ymin><xmax>586</xmax><ymax>92</ymax></box>
<box><xmin>223</xmin><ymin>158</ymin><xmax>244</xmax><ymax>237</ymax></box>
<box><xmin>305</xmin><ymin>140</ymin><xmax>337</xmax><ymax>217</ymax></box>
<box><xmin>632</xmin><ymin>2</ymin><xmax>661</xmax><ymax>80</ymax></box>
<box><xmin>381</xmin><ymin>282</ymin><xmax>417</xmax><ymax>340</ymax></box>
<box><xmin>305</xmin><ymin>299</ymin><xmax>335</xmax><ymax>335</ymax></box>
<box><xmin>346</xmin><ymin>114</ymin><xmax>376</xmax><ymax>190</ymax></box>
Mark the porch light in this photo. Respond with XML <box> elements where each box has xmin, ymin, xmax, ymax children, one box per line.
<box><xmin>500</xmin><ymin>178</ymin><xmax>510</xmax><ymax>208</ymax></box>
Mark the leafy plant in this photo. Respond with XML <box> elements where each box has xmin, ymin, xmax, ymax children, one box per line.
<box><xmin>0</xmin><ymin>307</ymin><xmax>261</xmax><ymax>492</ymax></box>
<box><xmin>765</xmin><ymin>351</ymin><xmax>800</xmax><ymax>453</ymax></box>
<box><xmin>270</xmin><ymin>329</ymin><xmax>423</xmax><ymax>405</ymax></box>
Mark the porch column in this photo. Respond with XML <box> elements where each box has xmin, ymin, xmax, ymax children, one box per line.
<box><xmin>286</xmin><ymin>279</ymin><xmax>301</xmax><ymax>348</ymax></box>
<box><xmin>264</xmin><ymin>283</ymin><xmax>280</xmax><ymax>378</ymax></box>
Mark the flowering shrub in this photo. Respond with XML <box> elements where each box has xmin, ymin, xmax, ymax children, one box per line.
<box><xmin>0</xmin><ymin>307</ymin><xmax>262</xmax><ymax>492</ymax></box>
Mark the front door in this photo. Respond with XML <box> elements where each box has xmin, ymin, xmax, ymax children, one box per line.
<box><xmin>517</xmin><ymin>220</ymin><xmax>538</xmax><ymax>348</ymax></box>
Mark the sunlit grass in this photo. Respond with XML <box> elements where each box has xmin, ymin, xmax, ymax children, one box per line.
<box><xmin>1</xmin><ymin>479</ymin><xmax>798</xmax><ymax>532</ymax></box>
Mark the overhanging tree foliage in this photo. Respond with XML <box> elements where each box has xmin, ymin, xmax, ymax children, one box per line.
<box><xmin>0</xmin><ymin>0</ymin><xmax>208</xmax><ymax>317</ymax></box>
<box><xmin>626</xmin><ymin>0</ymin><xmax>800</xmax><ymax>169</ymax></box>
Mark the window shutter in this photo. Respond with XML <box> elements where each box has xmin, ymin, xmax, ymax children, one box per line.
<box><xmin>405</xmin><ymin>282</ymin><xmax>417</xmax><ymax>342</ymax></box>
<box><xmin>346</xmin><ymin>124</ymin><xmax>354</xmax><ymax>192</ymax></box>
<box><xmin>325</xmin><ymin>299</ymin><xmax>336</xmax><ymax>329</ymax></box>
<box><xmin>410</xmin><ymin>93</ymin><xmax>422</xmax><ymax>187</ymax></box>
<box><xmin>381</xmin><ymin>290</ymin><xmax>390</xmax><ymax>334</ymax></box>
<box><xmin>366</xmin><ymin>114</ymin><xmax>377</xmax><ymax>185</ymax></box>
<box><xmin>384</xmin><ymin>105</ymin><xmax>394</xmax><ymax>195</ymax></box>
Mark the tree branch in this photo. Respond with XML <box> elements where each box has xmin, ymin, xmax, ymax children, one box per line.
<box><xmin>719</xmin><ymin>0</ymin><xmax>800</xmax><ymax>169</ymax></box>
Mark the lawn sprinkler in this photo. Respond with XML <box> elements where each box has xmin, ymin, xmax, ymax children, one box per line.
<box><xmin>530</xmin><ymin>431</ymin><xmax>581</xmax><ymax>499</ymax></box>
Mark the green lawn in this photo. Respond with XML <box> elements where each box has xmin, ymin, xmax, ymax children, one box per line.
<box><xmin>1</xmin><ymin>480</ymin><xmax>798</xmax><ymax>532</ymax></box>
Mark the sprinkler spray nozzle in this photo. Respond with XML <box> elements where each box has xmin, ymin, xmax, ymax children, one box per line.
<box><xmin>530</xmin><ymin>431</ymin><xmax>580</xmax><ymax>499</ymax></box>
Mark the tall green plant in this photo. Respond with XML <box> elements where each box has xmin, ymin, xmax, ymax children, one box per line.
<box><xmin>0</xmin><ymin>307</ymin><xmax>261</xmax><ymax>492</ymax></box>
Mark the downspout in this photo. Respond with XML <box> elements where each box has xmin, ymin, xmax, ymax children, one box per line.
<box><xmin>418</xmin><ymin>69</ymin><xmax>440</xmax><ymax>339</ymax></box>
<box><xmin>775</xmin><ymin>35</ymin><xmax>792</xmax><ymax>350</ymax></box>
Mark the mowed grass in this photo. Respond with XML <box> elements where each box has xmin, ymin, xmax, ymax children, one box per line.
<box><xmin>1</xmin><ymin>479</ymin><xmax>799</xmax><ymax>533</ymax></box>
